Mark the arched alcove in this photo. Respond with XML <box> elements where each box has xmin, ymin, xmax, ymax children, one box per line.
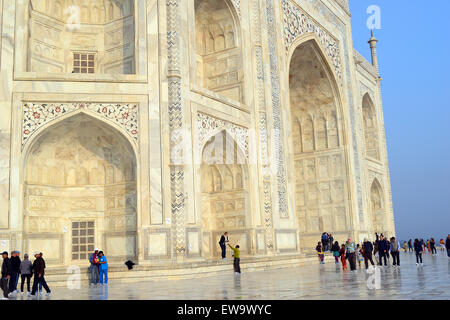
<box><xmin>288</xmin><ymin>39</ymin><xmax>350</xmax><ymax>248</ymax></box>
<box><xmin>24</xmin><ymin>113</ymin><xmax>137</xmax><ymax>265</ymax></box>
<box><xmin>27</xmin><ymin>0</ymin><xmax>135</xmax><ymax>74</ymax></box>
<box><xmin>370</xmin><ymin>179</ymin><xmax>386</xmax><ymax>234</ymax></box>
<box><xmin>200</xmin><ymin>130</ymin><xmax>249</xmax><ymax>258</ymax></box>
<box><xmin>362</xmin><ymin>94</ymin><xmax>380</xmax><ymax>160</ymax></box>
<box><xmin>194</xmin><ymin>0</ymin><xmax>244</xmax><ymax>103</ymax></box>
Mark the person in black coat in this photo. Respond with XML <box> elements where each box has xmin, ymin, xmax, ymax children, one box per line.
<box><xmin>219</xmin><ymin>232</ymin><xmax>229</xmax><ymax>260</ymax></box>
<box><xmin>362</xmin><ymin>239</ymin><xmax>375</xmax><ymax>269</ymax></box>
<box><xmin>414</xmin><ymin>238</ymin><xmax>424</xmax><ymax>265</ymax></box>
<box><xmin>30</xmin><ymin>252</ymin><xmax>51</xmax><ymax>296</ymax></box>
<box><xmin>1</xmin><ymin>251</ymin><xmax>11</xmax><ymax>299</ymax></box>
<box><xmin>446</xmin><ymin>235</ymin><xmax>450</xmax><ymax>258</ymax></box>
<box><xmin>9</xmin><ymin>251</ymin><xmax>21</xmax><ymax>294</ymax></box>
<box><xmin>377</xmin><ymin>235</ymin><xmax>388</xmax><ymax>266</ymax></box>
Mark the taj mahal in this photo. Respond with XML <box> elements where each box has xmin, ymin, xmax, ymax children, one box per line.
<box><xmin>0</xmin><ymin>0</ymin><xmax>395</xmax><ymax>273</ymax></box>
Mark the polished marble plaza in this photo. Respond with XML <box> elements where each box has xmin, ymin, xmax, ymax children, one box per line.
<box><xmin>6</xmin><ymin>251</ymin><xmax>450</xmax><ymax>300</ymax></box>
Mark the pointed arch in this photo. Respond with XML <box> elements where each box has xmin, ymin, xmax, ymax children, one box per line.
<box><xmin>362</xmin><ymin>93</ymin><xmax>381</xmax><ymax>160</ymax></box>
<box><xmin>23</xmin><ymin>112</ymin><xmax>138</xmax><ymax>265</ymax></box>
<box><xmin>199</xmin><ymin>129</ymin><xmax>250</xmax><ymax>258</ymax></box>
<box><xmin>194</xmin><ymin>0</ymin><xmax>244</xmax><ymax>103</ymax></box>
<box><xmin>370</xmin><ymin>178</ymin><xmax>386</xmax><ymax>233</ymax></box>
<box><xmin>288</xmin><ymin>36</ymin><xmax>351</xmax><ymax>250</ymax></box>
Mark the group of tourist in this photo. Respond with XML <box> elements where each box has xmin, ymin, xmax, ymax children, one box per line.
<box><xmin>219</xmin><ymin>232</ymin><xmax>241</xmax><ymax>275</ymax></box>
<box><xmin>320</xmin><ymin>232</ymin><xmax>334</xmax><ymax>252</ymax></box>
<box><xmin>88</xmin><ymin>248</ymin><xmax>109</xmax><ymax>286</ymax></box>
<box><xmin>316</xmin><ymin>233</ymin><xmax>450</xmax><ymax>271</ymax></box>
<box><xmin>1</xmin><ymin>251</ymin><xmax>51</xmax><ymax>299</ymax></box>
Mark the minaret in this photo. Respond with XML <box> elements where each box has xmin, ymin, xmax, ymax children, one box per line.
<box><xmin>368</xmin><ymin>30</ymin><xmax>380</xmax><ymax>78</ymax></box>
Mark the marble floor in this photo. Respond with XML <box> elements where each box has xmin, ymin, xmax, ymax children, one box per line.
<box><xmin>5</xmin><ymin>251</ymin><xmax>450</xmax><ymax>300</ymax></box>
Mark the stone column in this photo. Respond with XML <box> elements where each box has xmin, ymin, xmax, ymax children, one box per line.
<box><xmin>251</xmin><ymin>0</ymin><xmax>275</xmax><ymax>253</ymax></box>
<box><xmin>166</xmin><ymin>0</ymin><xmax>186</xmax><ymax>258</ymax></box>
<box><xmin>368</xmin><ymin>30</ymin><xmax>380</xmax><ymax>76</ymax></box>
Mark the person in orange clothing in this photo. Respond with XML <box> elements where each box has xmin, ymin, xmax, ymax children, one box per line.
<box><xmin>339</xmin><ymin>244</ymin><xmax>347</xmax><ymax>271</ymax></box>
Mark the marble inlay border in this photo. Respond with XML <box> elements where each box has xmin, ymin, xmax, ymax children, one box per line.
<box><xmin>230</xmin><ymin>0</ymin><xmax>241</xmax><ymax>17</ymax></box>
<box><xmin>21</xmin><ymin>102</ymin><xmax>139</xmax><ymax>149</ymax></box>
<box><xmin>197</xmin><ymin>112</ymin><xmax>249</xmax><ymax>159</ymax></box>
<box><xmin>281</xmin><ymin>0</ymin><xmax>342</xmax><ymax>84</ymax></box>
<box><xmin>266</xmin><ymin>0</ymin><xmax>289</xmax><ymax>218</ymax></box>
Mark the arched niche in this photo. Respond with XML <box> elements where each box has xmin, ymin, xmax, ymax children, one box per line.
<box><xmin>200</xmin><ymin>130</ymin><xmax>249</xmax><ymax>258</ymax></box>
<box><xmin>23</xmin><ymin>113</ymin><xmax>137</xmax><ymax>265</ymax></box>
<box><xmin>194</xmin><ymin>0</ymin><xmax>244</xmax><ymax>103</ymax></box>
<box><xmin>370</xmin><ymin>179</ymin><xmax>386</xmax><ymax>234</ymax></box>
<box><xmin>27</xmin><ymin>0</ymin><xmax>135</xmax><ymax>74</ymax></box>
<box><xmin>288</xmin><ymin>39</ymin><xmax>350</xmax><ymax>248</ymax></box>
<box><xmin>362</xmin><ymin>94</ymin><xmax>380</xmax><ymax>160</ymax></box>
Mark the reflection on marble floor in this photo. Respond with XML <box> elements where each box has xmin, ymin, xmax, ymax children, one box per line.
<box><xmin>7</xmin><ymin>252</ymin><xmax>450</xmax><ymax>300</ymax></box>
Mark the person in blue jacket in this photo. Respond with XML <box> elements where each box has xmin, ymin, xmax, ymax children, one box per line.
<box><xmin>98</xmin><ymin>251</ymin><xmax>108</xmax><ymax>285</ymax></box>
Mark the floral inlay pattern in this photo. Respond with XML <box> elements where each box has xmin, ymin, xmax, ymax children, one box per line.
<box><xmin>22</xmin><ymin>103</ymin><xmax>139</xmax><ymax>149</ymax></box>
<box><xmin>197</xmin><ymin>112</ymin><xmax>248</xmax><ymax>158</ymax></box>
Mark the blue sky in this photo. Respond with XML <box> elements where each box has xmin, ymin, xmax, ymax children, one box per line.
<box><xmin>349</xmin><ymin>0</ymin><xmax>450</xmax><ymax>240</ymax></box>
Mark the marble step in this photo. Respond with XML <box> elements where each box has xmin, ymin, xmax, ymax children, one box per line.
<box><xmin>38</xmin><ymin>253</ymin><xmax>335</xmax><ymax>287</ymax></box>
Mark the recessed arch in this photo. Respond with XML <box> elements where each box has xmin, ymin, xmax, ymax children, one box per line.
<box><xmin>288</xmin><ymin>37</ymin><xmax>351</xmax><ymax>249</ymax></box>
<box><xmin>362</xmin><ymin>93</ymin><xmax>380</xmax><ymax>160</ymax></box>
<box><xmin>23</xmin><ymin>112</ymin><xmax>138</xmax><ymax>265</ymax></box>
<box><xmin>370</xmin><ymin>178</ymin><xmax>386</xmax><ymax>233</ymax></box>
<box><xmin>200</xmin><ymin>129</ymin><xmax>250</xmax><ymax>258</ymax></box>
<box><xmin>194</xmin><ymin>0</ymin><xmax>244</xmax><ymax>103</ymax></box>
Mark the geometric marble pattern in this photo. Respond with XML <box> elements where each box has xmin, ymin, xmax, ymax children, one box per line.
<box><xmin>282</xmin><ymin>0</ymin><xmax>342</xmax><ymax>84</ymax></box>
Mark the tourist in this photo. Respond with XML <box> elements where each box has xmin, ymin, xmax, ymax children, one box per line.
<box><xmin>328</xmin><ymin>234</ymin><xmax>334</xmax><ymax>252</ymax></box>
<box><xmin>321</xmin><ymin>233</ymin><xmax>328</xmax><ymax>252</ymax></box>
<box><xmin>9</xmin><ymin>250</ymin><xmax>21</xmax><ymax>295</ymax></box>
<box><xmin>373</xmin><ymin>241</ymin><xmax>379</xmax><ymax>264</ymax></box>
<box><xmin>402</xmin><ymin>241</ymin><xmax>408</xmax><ymax>252</ymax></box>
<box><xmin>19</xmin><ymin>254</ymin><xmax>33</xmax><ymax>295</ymax></box>
<box><xmin>331</xmin><ymin>241</ymin><xmax>340</xmax><ymax>264</ymax></box>
<box><xmin>339</xmin><ymin>244</ymin><xmax>347</xmax><ymax>271</ymax></box>
<box><xmin>98</xmin><ymin>251</ymin><xmax>108</xmax><ymax>286</ymax></box>
<box><xmin>385</xmin><ymin>239</ymin><xmax>391</xmax><ymax>262</ymax></box>
<box><xmin>356</xmin><ymin>244</ymin><xmax>363</xmax><ymax>268</ymax></box>
<box><xmin>89</xmin><ymin>248</ymin><xmax>100</xmax><ymax>285</ymax></box>
<box><xmin>345</xmin><ymin>237</ymin><xmax>357</xmax><ymax>272</ymax></box>
<box><xmin>377</xmin><ymin>235</ymin><xmax>388</xmax><ymax>266</ymax></box>
<box><xmin>362</xmin><ymin>238</ymin><xmax>375</xmax><ymax>270</ymax></box>
<box><xmin>31</xmin><ymin>252</ymin><xmax>51</xmax><ymax>296</ymax></box>
<box><xmin>390</xmin><ymin>237</ymin><xmax>401</xmax><ymax>267</ymax></box>
<box><xmin>439</xmin><ymin>238</ymin><xmax>445</xmax><ymax>251</ymax></box>
<box><xmin>375</xmin><ymin>233</ymin><xmax>379</xmax><ymax>242</ymax></box>
<box><xmin>316</xmin><ymin>242</ymin><xmax>325</xmax><ymax>264</ymax></box>
<box><xmin>426</xmin><ymin>239</ymin><xmax>431</xmax><ymax>253</ymax></box>
<box><xmin>430</xmin><ymin>238</ymin><xmax>437</xmax><ymax>255</ymax></box>
<box><xmin>1</xmin><ymin>251</ymin><xmax>11</xmax><ymax>300</ymax></box>
<box><xmin>408</xmin><ymin>239</ymin><xmax>413</xmax><ymax>252</ymax></box>
<box><xmin>446</xmin><ymin>235</ymin><xmax>450</xmax><ymax>258</ymax></box>
<box><xmin>414</xmin><ymin>239</ymin><xmax>424</xmax><ymax>266</ymax></box>
<box><xmin>219</xmin><ymin>232</ymin><xmax>229</xmax><ymax>260</ymax></box>
<box><xmin>227</xmin><ymin>243</ymin><xmax>241</xmax><ymax>275</ymax></box>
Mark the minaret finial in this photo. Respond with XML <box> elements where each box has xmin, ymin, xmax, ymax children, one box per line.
<box><xmin>368</xmin><ymin>30</ymin><xmax>380</xmax><ymax>77</ymax></box>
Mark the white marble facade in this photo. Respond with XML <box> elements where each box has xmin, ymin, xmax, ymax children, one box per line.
<box><xmin>0</xmin><ymin>0</ymin><xmax>395</xmax><ymax>267</ymax></box>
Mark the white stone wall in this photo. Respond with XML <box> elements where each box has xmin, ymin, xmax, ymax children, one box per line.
<box><xmin>0</xmin><ymin>0</ymin><xmax>395</xmax><ymax>266</ymax></box>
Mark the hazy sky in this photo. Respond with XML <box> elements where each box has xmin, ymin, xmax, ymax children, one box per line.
<box><xmin>349</xmin><ymin>0</ymin><xmax>450</xmax><ymax>240</ymax></box>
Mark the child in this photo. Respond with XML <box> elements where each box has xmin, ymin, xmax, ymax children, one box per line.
<box><xmin>356</xmin><ymin>244</ymin><xmax>363</xmax><ymax>268</ymax></box>
<box><xmin>98</xmin><ymin>251</ymin><xmax>108</xmax><ymax>285</ymax></box>
<box><xmin>316</xmin><ymin>242</ymin><xmax>325</xmax><ymax>264</ymax></box>
<box><xmin>228</xmin><ymin>243</ymin><xmax>241</xmax><ymax>274</ymax></box>
<box><xmin>339</xmin><ymin>244</ymin><xmax>347</xmax><ymax>271</ymax></box>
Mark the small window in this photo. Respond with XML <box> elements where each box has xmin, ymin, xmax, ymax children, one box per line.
<box><xmin>73</xmin><ymin>52</ymin><xmax>95</xmax><ymax>74</ymax></box>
